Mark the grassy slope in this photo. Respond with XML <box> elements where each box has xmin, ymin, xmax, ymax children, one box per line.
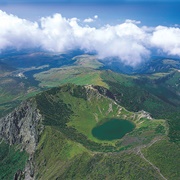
<box><xmin>35</xmin><ymin>67</ymin><xmax>107</xmax><ymax>88</ymax></box>
<box><xmin>35</xmin><ymin>84</ymin><xmax>166</xmax><ymax>152</ymax></box>
<box><xmin>142</xmin><ymin>140</ymin><xmax>180</xmax><ymax>180</ymax></box>
<box><xmin>35</xmin><ymin>127</ymin><xmax>164</xmax><ymax>180</ymax></box>
<box><xmin>101</xmin><ymin>70</ymin><xmax>175</xmax><ymax>115</ymax></box>
<box><xmin>33</xmin><ymin>66</ymin><xmax>180</xmax><ymax>180</ymax></box>
<box><xmin>101</xmin><ymin>70</ymin><xmax>180</xmax><ymax>142</ymax></box>
<box><xmin>0</xmin><ymin>76</ymin><xmax>40</xmax><ymax>118</ymax></box>
<box><xmin>35</xmin><ymin>126</ymin><xmax>88</xmax><ymax>180</ymax></box>
<box><xmin>34</xmin><ymin>54</ymin><xmax>107</xmax><ymax>88</ymax></box>
<box><xmin>0</xmin><ymin>142</ymin><xmax>28</xmax><ymax>180</ymax></box>
<box><xmin>33</xmin><ymin>84</ymin><xmax>170</xmax><ymax>180</ymax></box>
<box><xmin>99</xmin><ymin>70</ymin><xmax>180</xmax><ymax>180</ymax></box>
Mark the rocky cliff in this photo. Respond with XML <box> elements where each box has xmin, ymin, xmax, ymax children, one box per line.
<box><xmin>0</xmin><ymin>99</ymin><xmax>44</xmax><ymax>154</ymax></box>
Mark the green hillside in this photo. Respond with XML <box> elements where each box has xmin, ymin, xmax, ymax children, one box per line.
<box><xmin>33</xmin><ymin>84</ymin><xmax>169</xmax><ymax>179</ymax></box>
<box><xmin>0</xmin><ymin>76</ymin><xmax>40</xmax><ymax>117</ymax></box>
<box><xmin>100</xmin><ymin>70</ymin><xmax>180</xmax><ymax>142</ymax></box>
<box><xmin>35</xmin><ymin>84</ymin><xmax>166</xmax><ymax>152</ymax></box>
<box><xmin>34</xmin><ymin>54</ymin><xmax>107</xmax><ymax>88</ymax></box>
<box><xmin>142</xmin><ymin>140</ymin><xmax>180</xmax><ymax>180</ymax></box>
<box><xmin>35</xmin><ymin>127</ymin><xmax>164</xmax><ymax>180</ymax></box>
<box><xmin>0</xmin><ymin>142</ymin><xmax>28</xmax><ymax>180</ymax></box>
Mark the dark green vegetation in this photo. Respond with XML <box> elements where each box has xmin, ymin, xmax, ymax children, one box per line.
<box><xmin>35</xmin><ymin>127</ymin><xmax>164</xmax><ymax>180</ymax></box>
<box><xmin>0</xmin><ymin>142</ymin><xmax>28</xmax><ymax>180</ymax></box>
<box><xmin>143</xmin><ymin>140</ymin><xmax>180</xmax><ymax>180</ymax></box>
<box><xmin>100</xmin><ymin>70</ymin><xmax>180</xmax><ymax>142</ymax></box>
<box><xmin>92</xmin><ymin>119</ymin><xmax>135</xmax><ymax>140</ymax></box>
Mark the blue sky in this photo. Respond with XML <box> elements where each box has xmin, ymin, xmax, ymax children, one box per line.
<box><xmin>1</xmin><ymin>1</ymin><xmax>180</xmax><ymax>26</ymax></box>
<box><xmin>0</xmin><ymin>0</ymin><xmax>180</xmax><ymax>65</ymax></box>
<box><xmin>1</xmin><ymin>0</ymin><xmax>180</xmax><ymax>3</ymax></box>
<box><xmin>0</xmin><ymin>0</ymin><xmax>176</xmax><ymax>4</ymax></box>
<box><xmin>2</xmin><ymin>0</ymin><xmax>178</xmax><ymax>24</ymax></box>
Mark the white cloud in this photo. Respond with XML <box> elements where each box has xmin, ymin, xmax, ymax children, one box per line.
<box><xmin>83</xmin><ymin>18</ymin><xmax>94</xmax><ymax>23</ymax></box>
<box><xmin>1</xmin><ymin>10</ymin><xmax>180</xmax><ymax>66</ymax></box>
<box><xmin>40</xmin><ymin>14</ymin><xmax>77</xmax><ymax>52</ymax></box>
<box><xmin>77</xmin><ymin>23</ymin><xmax>150</xmax><ymax>66</ymax></box>
<box><xmin>151</xmin><ymin>26</ymin><xmax>180</xmax><ymax>56</ymax></box>
<box><xmin>0</xmin><ymin>10</ymin><xmax>41</xmax><ymax>50</ymax></box>
<box><xmin>125</xmin><ymin>19</ymin><xmax>141</xmax><ymax>25</ymax></box>
<box><xmin>83</xmin><ymin>15</ymin><xmax>98</xmax><ymax>23</ymax></box>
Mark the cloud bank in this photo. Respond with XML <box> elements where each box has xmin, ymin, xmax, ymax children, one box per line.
<box><xmin>0</xmin><ymin>10</ymin><xmax>180</xmax><ymax>66</ymax></box>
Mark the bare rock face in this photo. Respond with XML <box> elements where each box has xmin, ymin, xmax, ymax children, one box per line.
<box><xmin>13</xmin><ymin>154</ymin><xmax>35</xmax><ymax>180</ymax></box>
<box><xmin>14</xmin><ymin>169</ymin><xmax>23</xmax><ymax>180</ymax></box>
<box><xmin>24</xmin><ymin>155</ymin><xmax>35</xmax><ymax>180</ymax></box>
<box><xmin>0</xmin><ymin>99</ymin><xmax>44</xmax><ymax>154</ymax></box>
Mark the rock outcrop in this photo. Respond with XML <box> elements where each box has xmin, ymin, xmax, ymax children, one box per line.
<box><xmin>0</xmin><ymin>99</ymin><xmax>44</xmax><ymax>154</ymax></box>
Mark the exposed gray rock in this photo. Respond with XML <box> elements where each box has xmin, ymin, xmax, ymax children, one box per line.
<box><xmin>23</xmin><ymin>155</ymin><xmax>35</xmax><ymax>180</ymax></box>
<box><xmin>14</xmin><ymin>169</ymin><xmax>23</xmax><ymax>180</ymax></box>
<box><xmin>13</xmin><ymin>155</ymin><xmax>35</xmax><ymax>180</ymax></box>
<box><xmin>137</xmin><ymin>110</ymin><xmax>152</xmax><ymax>120</ymax></box>
<box><xmin>0</xmin><ymin>99</ymin><xmax>44</xmax><ymax>154</ymax></box>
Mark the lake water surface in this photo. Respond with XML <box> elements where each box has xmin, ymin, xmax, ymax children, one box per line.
<box><xmin>92</xmin><ymin>119</ymin><xmax>135</xmax><ymax>141</ymax></box>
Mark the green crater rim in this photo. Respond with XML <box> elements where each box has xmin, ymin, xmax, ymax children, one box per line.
<box><xmin>92</xmin><ymin>119</ymin><xmax>135</xmax><ymax>141</ymax></box>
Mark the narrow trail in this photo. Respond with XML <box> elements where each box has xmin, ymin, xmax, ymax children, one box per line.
<box><xmin>136</xmin><ymin>138</ymin><xmax>168</xmax><ymax>180</ymax></box>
